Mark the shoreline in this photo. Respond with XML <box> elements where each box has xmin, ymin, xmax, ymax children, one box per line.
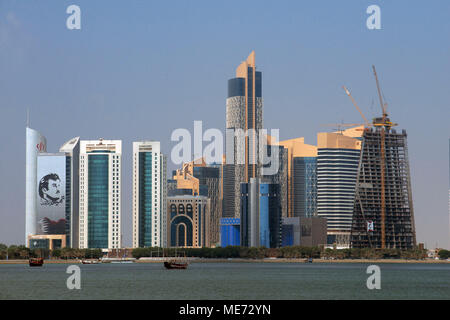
<box><xmin>0</xmin><ymin>258</ymin><xmax>448</xmax><ymax>264</ymax></box>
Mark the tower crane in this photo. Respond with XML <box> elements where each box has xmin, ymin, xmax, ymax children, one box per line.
<box><xmin>371</xmin><ymin>65</ymin><xmax>398</xmax><ymax>249</ymax></box>
<box><xmin>342</xmin><ymin>86</ymin><xmax>371</xmax><ymax>129</ymax></box>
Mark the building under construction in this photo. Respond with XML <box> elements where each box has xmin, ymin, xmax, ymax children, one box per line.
<box><xmin>349</xmin><ymin>66</ymin><xmax>416</xmax><ymax>250</ymax></box>
<box><xmin>350</xmin><ymin>127</ymin><xmax>416</xmax><ymax>249</ymax></box>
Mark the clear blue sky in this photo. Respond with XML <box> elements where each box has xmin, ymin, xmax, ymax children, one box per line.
<box><xmin>0</xmin><ymin>0</ymin><xmax>449</xmax><ymax>248</ymax></box>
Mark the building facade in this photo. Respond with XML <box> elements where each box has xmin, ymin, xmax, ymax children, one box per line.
<box><xmin>316</xmin><ymin>132</ymin><xmax>362</xmax><ymax>248</ymax></box>
<box><xmin>25</xmin><ymin>126</ymin><xmax>47</xmax><ymax>245</ymax></box>
<box><xmin>132</xmin><ymin>141</ymin><xmax>167</xmax><ymax>248</ymax></box>
<box><xmin>220</xmin><ymin>218</ymin><xmax>241</xmax><ymax>247</ymax></box>
<box><xmin>167</xmin><ymin>195</ymin><xmax>210</xmax><ymax>248</ymax></box>
<box><xmin>278</xmin><ymin>137</ymin><xmax>317</xmax><ymax>218</ymax></box>
<box><xmin>240</xmin><ymin>178</ymin><xmax>282</xmax><ymax>248</ymax></box>
<box><xmin>59</xmin><ymin>137</ymin><xmax>80</xmax><ymax>248</ymax></box>
<box><xmin>36</xmin><ymin>153</ymin><xmax>67</xmax><ymax>237</ymax></box>
<box><xmin>224</xmin><ymin>51</ymin><xmax>263</xmax><ymax>218</ymax></box>
<box><xmin>293</xmin><ymin>157</ymin><xmax>317</xmax><ymax>218</ymax></box>
<box><xmin>79</xmin><ymin>139</ymin><xmax>122</xmax><ymax>249</ymax></box>
<box><xmin>351</xmin><ymin>128</ymin><xmax>416</xmax><ymax>249</ymax></box>
<box><xmin>171</xmin><ymin>158</ymin><xmax>221</xmax><ymax>247</ymax></box>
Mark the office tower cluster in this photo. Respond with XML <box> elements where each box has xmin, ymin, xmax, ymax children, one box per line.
<box><xmin>25</xmin><ymin>135</ymin><xmax>168</xmax><ymax>251</ymax></box>
<box><xmin>25</xmin><ymin>52</ymin><xmax>417</xmax><ymax>251</ymax></box>
<box><xmin>219</xmin><ymin>53</ymin><xmax>416</xmax><ymax>250</ymax></box>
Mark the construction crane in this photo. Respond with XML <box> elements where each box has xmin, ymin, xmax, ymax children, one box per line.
<box><xmin>372</xmin><ymin>65</ymin><xmax>397</xmax><ymax>129</ymax></box>
<box><xmin>342</xmin><ymin>85</ymin><xmax>371</xmax><ymax>128</ymax></box>
<box><xmin>321</xmin><ymin>123</ymin><xmax>365</xmax><ymax>134</ymax></box>
<box><xmin>371</xmin><ymin>65</ymin><xmax>398</xmax><ymax>249</ymax></box>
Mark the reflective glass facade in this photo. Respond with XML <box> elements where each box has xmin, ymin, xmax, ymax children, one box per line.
<box><xmin>293</xmin><ymin>157</ymin><xmax>317</xmax><ymax>218</ymax></box>
<box><xmin>220</xmin><ymin>218</ymin><xmax>241</xmax><ymax>247</ymax></box>
<box><xmin>88</xmin><ymin>155</ymin><xmax>109</xmax><ymax>248</ymax></box>
<box><xmin>138</xmin><ymin>152</ymin><xmax>152</xmax><ymax>247</ymax></box>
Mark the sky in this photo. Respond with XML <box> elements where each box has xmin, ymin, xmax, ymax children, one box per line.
<box><xmin>0</xmin><ymin>0</ymin><xmax>449</xmax><ymax>249</ymax></box>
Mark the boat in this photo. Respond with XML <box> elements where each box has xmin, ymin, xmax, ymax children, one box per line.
<box><xmin>29</xmin><ymin>257</ymin><xmax>44</xmax><ymax>267</ymax></box>
<box><xmin>163</xmin><ymin>248</ymin><xmax>188</xmax><ymax>269</ymax></box>
<box><xmin>164</xmin><ymin>260</ymin><xmax>188</xmax><ymax>269</ymax></box>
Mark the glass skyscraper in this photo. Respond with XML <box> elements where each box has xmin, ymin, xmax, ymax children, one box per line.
<box><xmin>132</xmin><ymin>141</ymin><xmax>167</xmax><ymax>248</ymax></box>
<box><xmin>240</xmin><ymin>178</ymin><xmax>282</xmax><ymax>248</ymax></box>
<box><xmin>79</xmin><ymin>139</ymin><xmax>122</xmax><ymax>249</ymax></box>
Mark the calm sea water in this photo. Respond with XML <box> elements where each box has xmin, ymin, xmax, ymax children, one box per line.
<box><xmin>0</xmin><ymin>262</ymin><xmax>449</xmax><ymax>300</ymax></box>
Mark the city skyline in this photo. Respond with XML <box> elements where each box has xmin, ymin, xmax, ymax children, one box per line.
<box><xmin>0</xmin><ymin>1</ymin><xmax>449</xmax><ymax>249</ymax></box>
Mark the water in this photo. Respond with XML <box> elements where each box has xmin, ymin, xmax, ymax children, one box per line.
<box><xmin>0</xmin><ymin>262</ymin><xmax>449</xmax><ymax>299</ymax></box>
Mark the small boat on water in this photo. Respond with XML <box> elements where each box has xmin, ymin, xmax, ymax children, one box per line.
<box><xmin>163</xmin><ymin>248</ymin><xmax>188</xmax><ymax>269</ymax></box>
<box><xmin>164</xmin><ymin>260</ymin><xmax>188</xmax><ymax>269</ymax></box>
<box><xmin>29</xmin><ymin>258</ymin><xmax>44</xmax><ymax>267</ymax></box>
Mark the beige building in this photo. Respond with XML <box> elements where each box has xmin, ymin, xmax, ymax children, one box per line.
<box><xmin>167</xmin><ymin>195</ymin><xmax>211</xmax><ymax>248</ymax></box>
<box><xmin>28</xmin><ymin>234</ymin><xmax>66</xmax><ymax>250</ymax></box>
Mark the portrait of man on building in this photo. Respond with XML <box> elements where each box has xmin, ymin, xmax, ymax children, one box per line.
<box><xmin>38</xmin><ymin>173</ymin><xmax>64</xmax><ymax>206</ymax></box>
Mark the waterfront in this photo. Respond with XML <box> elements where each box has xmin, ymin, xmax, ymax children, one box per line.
<box><xmin>0</xmin><ymin>262</ymin><xmax>449</xmax><ymax>300</ymax></box>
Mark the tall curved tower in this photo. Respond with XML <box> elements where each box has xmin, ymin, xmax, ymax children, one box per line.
<box><xmin>25</xmin><ymin>126</ymin><xmax>47</xmax><ymax>245</ymax></box>
<box><xmin>223</xmin><ymin>51</ymin><xmax>263</xmax><ymax>218</ymax></box>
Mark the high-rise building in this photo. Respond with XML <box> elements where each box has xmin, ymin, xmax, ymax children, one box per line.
<box><xmin>132</xmin><ymin>141</ymin><xmax>167</xmax><ymax>248</ymax></box>
<box><xmin>293</xmin><ymin>157</ymin><xmax>317</xmax><ymax>218</ymax></box>
<box><xmin>351</xmin><ymin>128</ymin><xmax>416</xmax><ymax>249</ymax></box>
<box><xmin>167</xmin><ymin>195</ymin><xmax>210</xmax><ymax>248</ymax></box>
<box><xmin>35</xmin><ymin>153</ymin><xmax>68</xmax><ymax>236</ymax></box>
<box><xmin>224</xmin><ymin>51</ymin><xmax>263</xmax><ymax>218</ymax></box>
<box><xmin>316</xmin><ymin>132</ymin><xmax>362</xmax><ymax>248</ymax></box>
<box><xmin>240</xmin><ymin>178</ymin><xmax>282</xmax><ymax>248</ymax></box>
<box><xmin>278</xmin><ymin>137</ymin><xmax>318</xmax><ymax>218</ymax></box>
<box><xmin>262</xmin><ymin>143</ymin><xmax>288</xmax><ymax>219</ymax></box>
<box><xmin>79</xmin><ymin>139</ymin><xmax>122</xmax><ymax>249</ymax></box>
<box><xmin>59</xmin><ymin>137</ymin><xmax>80</xmax><ymax>248</ymax></box>
<box><xmin>171</xmin><ymin>158</ymin><xmax>222</xmax><ymax>247</ymax></box>
<box><xmin>25</xmin><ymin>126</ymin><xmax>47</xmax><ymax>245</ymax></box>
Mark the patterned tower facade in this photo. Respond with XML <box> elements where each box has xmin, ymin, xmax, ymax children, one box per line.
<box><xmin>224</xmin><ymin>51</ymin><xmax>263</xmax><ymax>218</ymax></box>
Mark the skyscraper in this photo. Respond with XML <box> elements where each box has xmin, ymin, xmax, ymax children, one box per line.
<box><xmin>25</xmin><ymin>126</ymin><xmax>47</xmax><ymax>245</ymax></box>
<box><xmin>79</xmin><ymin>139</ymin><xmax>122</xmax><ymax>249</ymax></box>
<box><xmin>278</xmin><ymin>137</ymin><xmax>318</xmax><ymax>218</ymax></box>
<box><xmin>132</xmin><ymin>141</ymin><xmax>167</xmax><ymax>248</ymax></box>
<box><xmin>240</xmin><ymin>178</ymin><xmax>282</xmax><ymax>248</ymax></box>
<box><xmin>59</xmin><ymin>137</ymin><xmax>80</xmax><ymax>248</ymax></box>
<box><xmin>171</xmin><ymin>158</ymin><xmax>222</xmax><ymax>247</ymax></box>
<box><xmin>224</xmin><ymin>51</ymin><xmax>263</xmax><ymax>218</ymax></box>
<box><xmin>316</xmin><ymin>132</ymin><xmax>362</xmax><ymax>248</ymax></box>
<box><xmin>351</xmin><ymin>128</ymin><xmax>416</xmax><ymax>249</ymax></box>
